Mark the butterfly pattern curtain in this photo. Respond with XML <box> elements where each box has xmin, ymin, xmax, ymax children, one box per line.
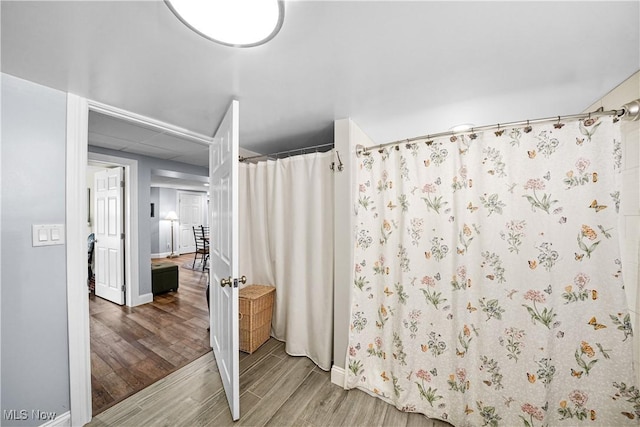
<box><xmin>345</xmin><ymin>118</ymin><xmax>639</xmax><ymax>426</ymax></box>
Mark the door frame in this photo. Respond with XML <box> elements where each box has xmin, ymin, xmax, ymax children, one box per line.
<box><xmin>177</xmin><ymin>190</ymin><xmax>208</xmax><ymax>254</ymax></box>
<box><xmin>65</xmin><ymin>94</ymin><xmax>214</xmax><ymax>426</ymax></box>
<box><xmin>88</xmin><ymin>154</ymin><xmax>142</xmax><ymax>307</ymax></box>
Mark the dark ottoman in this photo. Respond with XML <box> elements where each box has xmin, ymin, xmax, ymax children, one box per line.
<box><xmin>151</xmin><ymin>262</ymin><xmax>179</xmax><ymax>294</ymax></box>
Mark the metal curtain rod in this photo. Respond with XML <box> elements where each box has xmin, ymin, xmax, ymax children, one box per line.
<box><xmin>239</xmin><ymin>142</ymin><xmax>334</xmax><ymax>162</ymax></box>
<box><xmin>358</xmin><ymin>99</ymin><xmax>640</xmax><ymax>156</ymax></box>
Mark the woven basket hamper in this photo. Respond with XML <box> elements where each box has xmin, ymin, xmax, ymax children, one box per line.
<box><xmin>239</xmin><ymin>285</ymin><xmax>275</xmax><ymax>353</ymax></box>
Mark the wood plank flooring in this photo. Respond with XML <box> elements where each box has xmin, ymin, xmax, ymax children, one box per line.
<box><xmin>88</xmin><ymin>338</ymin><xmax>452</xmax><ymax>427</ymax></box>
<box><xmin>90</xmin><ymin>254</ymin><xmax>210</xmax><ymax>416</ymax></box>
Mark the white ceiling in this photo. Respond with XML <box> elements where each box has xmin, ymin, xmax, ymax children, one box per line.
<box><xmin>89</xmin><ymin>110</ymin><xmax>211</xmax><ymax>167</ymax></box>
<box><xmin>2</xmin><ymin>1</ymin><xmax>639</xmax><ymax>165</ymax></box>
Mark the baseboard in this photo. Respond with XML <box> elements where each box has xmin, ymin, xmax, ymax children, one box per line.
<box><xmin>133</xmin><ymin>292</ymin><xmax>154</xmax><ymax>306</ymax></box>
<box><xmin>39</xmin><ymin>411</ymin><xmax>70</xmax><ymax>427</ymax></box>
<box><xmin>151</xmin><ymin>252</ymin><xmax>173</xmax><ymax>258</ymax></box>
<box><xmin>331</xmin><ymin>365</ymin><xmax>346</xmax><ymax>388</ymax></box>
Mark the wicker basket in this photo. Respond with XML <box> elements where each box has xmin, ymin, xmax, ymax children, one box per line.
<box><xmin>239</xmin><ymin>285</ymin><xmax>275</xmax><ymax>354</ymax></box>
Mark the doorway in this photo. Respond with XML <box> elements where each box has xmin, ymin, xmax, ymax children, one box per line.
<box><xmin>87</xmin><ymin>116</ymin><xmax>212</xmax><ymax>414</ymax></box>
<box><xmin>66</xmin><ymin>96</ymin><xmax>215</xmax><ymax>425</ymax></box>
<box><xmin>178</xmin><ymin>191</ymin><xmax>207</xmax><ymax>255</ymax></box>
<box><xmin>88</xmin><ymin>165</ymin><xmax>126</xmax><ymax>305</ymax></box>
<box><xmin>87</xmin><ymin>152</ymin><xmax>143</xmax><ymax>307</ymax></box>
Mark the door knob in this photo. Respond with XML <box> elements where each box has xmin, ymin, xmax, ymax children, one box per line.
<box><xmin>220</xmin><ymin>277</ymin><xmax>232</xmax><ymax>287</ymax></box>
<box><xmin>239</xmin><ymin>275</ymin><xmax>247</xmax><ymax>285</ymax></box>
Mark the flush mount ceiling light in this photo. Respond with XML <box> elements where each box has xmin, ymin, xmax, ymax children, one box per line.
<box><xmin>166</xmin><ymin>0</ymin><xmax>284</xmax><ymax>47</ymax></box>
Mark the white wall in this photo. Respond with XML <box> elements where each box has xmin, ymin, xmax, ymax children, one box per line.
<box><xmin>158</xmin><ymin>187</ymin><xmax>178</xmax><ymax>256</ymax></box>
<box><xmin>86</xmin><ymin>165</ymin><xmax>103</xmax><ymax>236</ymax></box>
<box><xmin>150</xmin><ymin>187</ymin><xmax>207</xmax><ymax>257</ymax></box>
<box><xmin>333</xmin><ymin>118</ymin><xmax>374</xmax><ymax>375</ymax></box>
<box><xmin>1</xmin><ymin>73</ymin><xmax>70</xmax><ymax>426</ymax></box>
<box><xmin>584</xmin><ymin>71</ymin><xmax>640</xmax><ymax>384</ymax></box>
<box><xmin>150</xmin><ymin>187</ymin><xmax>160</xmax><ymax>254</ymax></box>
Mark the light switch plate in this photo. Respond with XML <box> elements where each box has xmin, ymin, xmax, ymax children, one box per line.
<box><xmin>32</xmin><ymin>224</ymin><xmax>65</xmax><ymax>247</ymax></box>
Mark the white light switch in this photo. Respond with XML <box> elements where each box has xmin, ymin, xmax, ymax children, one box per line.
<box><xmin>32</xmin><ymin>224</ymin><xmax>65</xmax><ymax>247</ymax></box>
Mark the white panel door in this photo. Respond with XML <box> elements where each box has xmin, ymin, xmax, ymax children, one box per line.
<box><xmin>210</xmin><ymin>100</ymin><xmax>240</xmax><ymax>420</ymax></box>
<box><xmin>94</xmin><ymin>167</ymin><xmax>125</xmax><ymax>305</ymax></box>
<box><xmin>179</xmin><ymin>192</ymin><xmax>204</xmax><ymax>253</ymax></box>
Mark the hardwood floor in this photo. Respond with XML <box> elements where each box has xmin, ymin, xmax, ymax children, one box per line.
<box><xmin>90</xmin><ymin>254</ymin><xmax>451</xmax><ymax>426</ymax></box>
<box><xmin>90</xmin><ymin>254</ymin><xmax>210</xmax><ymax>416</ymax></box>
<box><xmin>88</xmin><ymin>337</ymin><xmax>452</xmax><ymax>427</ymax></box>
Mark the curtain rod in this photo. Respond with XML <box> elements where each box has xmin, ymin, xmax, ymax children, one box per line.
<box><xmin>239</xmin><ymin>142</ymin><xmax>334</xmax><ymax>162</ymax></box>
<box><xmin>358</xmin><ymin>99</ymin><xmax>640</xmax><ymax>156</ymax></box>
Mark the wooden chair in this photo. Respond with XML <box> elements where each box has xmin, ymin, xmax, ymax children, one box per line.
<box><xmin>200</xmin><ymin>226</ymin><xmax>210</xmax><ymax>270</ymax></box>
<box><xmin>192</xmin><ymin>226</ymin><xmax>209</xmax><ymax>270</ymax></box>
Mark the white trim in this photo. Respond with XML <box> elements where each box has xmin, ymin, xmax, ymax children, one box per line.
<box><xmin>88</xmin><ymin>152</ymin><xmax>141</xmax><ymax>307</ymax></box>
<box><xmin>65</xmin><ymin>94</ymin><xmax>92</xmax><ymax>427</ymax></box>
<box><xmin>330</xmin><ymin>365</ymin><xmax>346</xmax><ymax>389</ymax></box>
<box><xmin>0</xmin><ymin>68</ymin><xmax>3</xmax><ymax>420</ymax></box>
<box><xmin>89</xmin><ymin>100</ymin><xmax>214</xmax><ymax>145</ymax></box>
<box><xmin>137</xmin><ymin>292</ymin><xmax>154</xmax><ymax>305</ymax></box>
<box><xmin>152</xmin><ymin>251</ymin><xmax>175</xmax><ymax>258</ymax></box>
<box><xmin>38</xmin><ymin>411</ymin><xmax>71</xmax><ymax>427</ymax></box>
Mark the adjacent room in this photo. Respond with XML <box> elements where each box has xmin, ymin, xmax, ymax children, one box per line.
<box><xmin>1</xmin><ymin>1</ymin><xmax>639</xmax><ymax>427</ymax></box>
<box><xmin>85</xmin><ymin>112</ymin><xmax>214</xmax><ymax>414</ymax></box>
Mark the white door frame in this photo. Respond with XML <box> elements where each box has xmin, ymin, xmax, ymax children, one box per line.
<box><xmin>88</xmin><ymin>154</ymin><xmax>142</xmax><ymax>307</ymax></box>
<box><xmin>65</xmin><ymin>95</ymin><xmax>214</xmax><ymax>426</ymax></box>
<box><xmin>177</xmin><ymin>190</ymin><xmax>207</xmax><ymax>254</ymax></box>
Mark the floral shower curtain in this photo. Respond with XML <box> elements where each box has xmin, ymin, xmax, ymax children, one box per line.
<box><xmin>346</xmin><ymin>117</ymin><xmax>639</xmax><ymax>426</ymax></box>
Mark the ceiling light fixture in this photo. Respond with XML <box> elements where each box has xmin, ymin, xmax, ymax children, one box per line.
<box><xmin>165</xmin><ymin>0</ymin><xmax>284</xmax><ymax>48</ymax></box>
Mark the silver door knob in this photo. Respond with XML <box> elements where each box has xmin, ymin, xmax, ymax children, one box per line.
<box><xmin>220</xmin><ymin>277</ymin><xmax>232</xmax><ymax>287</ymax></box>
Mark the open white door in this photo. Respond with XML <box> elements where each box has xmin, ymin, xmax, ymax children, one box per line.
<box><xmin>209</xmin><ymin>100</ymin><xmax>240</xmax><ymax>420</ymax></box>
<box><xmin>93</xmin><ymin>167</ymin><xmax>125</xmax><ymax>305</ymax></box>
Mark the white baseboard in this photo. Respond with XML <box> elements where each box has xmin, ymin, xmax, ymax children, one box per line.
<box><xmin>331</xmin><ymin>365</ymin><xmax>346</xmax><ymax>388</ymax></box>
<box><xmin>151</xmin><ymin>252</ymin><xmax>174</xmax><ymax>258</ymax></box>
<box><xmin>39</xmin><ymin>411</ymin><xmax>70</xmax><ymax>427</ymax></box>
<box><xmin>134</xmin><ymin>292</ymin><xmax>154</xmax><ymax>306</ymax></box>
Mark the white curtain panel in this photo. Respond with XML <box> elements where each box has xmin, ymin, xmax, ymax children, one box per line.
<box><xmin>346</xmin><ymin>118</ymin><xmax>639</xmax><ymax>425</ymax></box>
<box><xmin>239</xmin><ymin>151</ymin><xmax>334</xmax><ymax>370</ymax></box>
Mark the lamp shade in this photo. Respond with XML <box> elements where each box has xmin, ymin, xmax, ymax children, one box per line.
<box><xmin>165</xmin><ymin>211</ymin><xmax>179</xmax><ymax>221</ymax></box>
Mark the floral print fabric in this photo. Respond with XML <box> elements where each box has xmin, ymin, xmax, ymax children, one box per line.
<box><xmin>346</xmin><ymin>118</ymin><xmax>639</xmax><ymax>426</ymax></box>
